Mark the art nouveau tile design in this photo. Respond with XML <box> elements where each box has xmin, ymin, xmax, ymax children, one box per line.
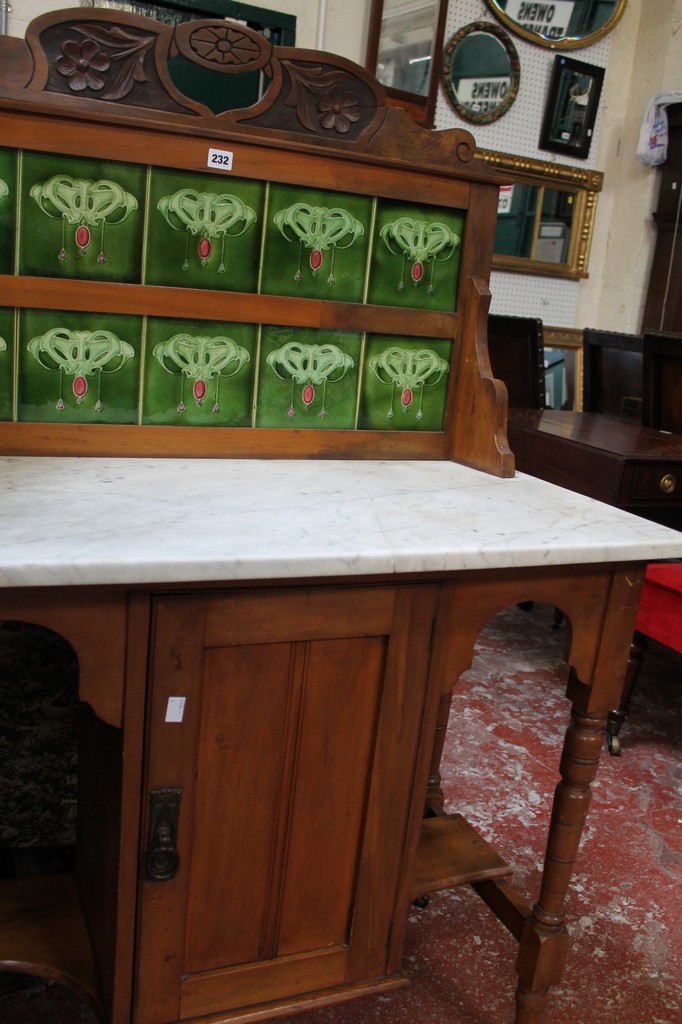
<box><xmin>144</xmin><ymin>168</ymin><xmax>265</xmax><ymax>290</ymax></box>
<box><xmin>7</xmin><ymin>148</ymin><xmax>465</xmax><ymax>431</ymax></box>
<box><xmin>143</xmin><ymin>316</ymin><xmax>257</xmax><ymax>426</ymax></box>
<box><xmin>14</xmin><ymin>308</ymin><xmax>451</xmax><ymax>430</ymax></box>
<box><xmin>17</xmin><ymin>308</ymin><xmax>142</xmax><ymax>423</ymax></box>
<box><xmin>256</xmin><ymin>326</ymin><xmax>362</xmax><ymax>429</ymax></box>
<box><xmin>367</xmin><ymin>200</ymin><xmax>464</xmax><ymax>313</ymax></box>
<box><xmin>19</xmin><ymin>152</ymin><xmax>146</xmax><ymax>283</ymax></box>
<box><xmin>360</xmin><ymin>335</ymin><xmax>451</xmax><ymax>430</ymax></box>
<box><xmin>260</xmin><ymin>184</ymin><xmax>373</xmax><ymax>303</ymax></box>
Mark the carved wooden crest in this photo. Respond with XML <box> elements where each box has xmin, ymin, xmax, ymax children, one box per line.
<box><xmin>0</xmin><ymin>8</ymin><xmax>478</xmax><ymax>169</ymax></box>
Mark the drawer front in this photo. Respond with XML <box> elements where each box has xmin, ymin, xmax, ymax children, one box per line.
<box><xmin>630</xmin><ymin>465</ymin><xmax>682</xmax><ymax>503</ymax></box>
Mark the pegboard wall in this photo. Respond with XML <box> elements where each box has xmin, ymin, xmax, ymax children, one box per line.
<box><xmin>437</xmin><ymin>0</ymin><xmax>613</xmax><ymax>326</ymax></box>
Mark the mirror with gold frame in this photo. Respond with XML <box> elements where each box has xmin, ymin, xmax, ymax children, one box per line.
<box><xmin>442</xmin><ymin>21</ymin><xmax>520</xmax><ymax>125</ymax></box>
<box><xmin>478</xmin><ymin>150</ymin><xmax>603</xmax><ymax>279</ymax></box>
<box><xmin>484</xmin><ymin>0</ymin><xmax>627</xmax><ymax>49</ymax></box>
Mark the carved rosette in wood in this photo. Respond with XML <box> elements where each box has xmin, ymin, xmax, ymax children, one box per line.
<box><xmin>173</xmin><ymin>21</ymin><xmax>273</xmax><ymax>75</ymax></box>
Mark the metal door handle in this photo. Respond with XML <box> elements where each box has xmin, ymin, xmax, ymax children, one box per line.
<box><xmin>146</xmin><ymin>786</ymin><xmax>182</xmax><ymax>881</ymax></box>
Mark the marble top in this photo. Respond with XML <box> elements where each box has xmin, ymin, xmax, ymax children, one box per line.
<box><xmin>0</xmin><ymin>456</ymin><xmax>680</xmax><ymax>589</ymax></box>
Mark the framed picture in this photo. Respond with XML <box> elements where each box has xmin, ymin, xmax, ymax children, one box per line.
<box><xmin>539</xmin><ymin>56</ymin><xmax>605</xmax><ymax>159</ymax></box>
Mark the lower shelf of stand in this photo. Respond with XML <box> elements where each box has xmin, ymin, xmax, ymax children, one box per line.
<box><xmin>0</xmin><ymin>872</ymin><xmax>102</xmax><ymax>1015</ymax></box>
<box><xmin>411</xmin><ymin>813</ymin><xmax>513</xmax><ymax>901</ymax></box>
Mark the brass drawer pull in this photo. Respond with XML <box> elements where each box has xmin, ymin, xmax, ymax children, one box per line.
<box><xmin>660</xmin><ymin>473</ymin><xmax>677</xmax><ymax>494</ymax></box>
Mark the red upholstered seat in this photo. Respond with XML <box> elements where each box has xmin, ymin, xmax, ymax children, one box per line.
<box><xmin>608</xmin><ymin>561</ymin><xmax>682</xmax><ymax>754</ymax></box>
<box><xmin>635</xmin><ymin>563</ymin><xmax>682</xmax><ymax>654</ymax></box>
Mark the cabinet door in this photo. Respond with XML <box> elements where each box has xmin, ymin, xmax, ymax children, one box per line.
<box><xmin>135</xmin><ymin>584</ymin><xmax>438</xmax><ymax>1024</ymax></box>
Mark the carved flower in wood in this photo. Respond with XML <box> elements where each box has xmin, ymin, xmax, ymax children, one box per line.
<box><xmin>189</xmin><ymin>25</ymin><xmax>264</xmax><ymax>67</ymax></box>
<box><xmin>318</xmin><ymin>86</ymin><xmax>360</xmax><ymax>134</ymax></box>
<box><xmin>55</xmin><ymin>39</ymin><xmax>111</xmax><ymax>92</ymax></box>
<box><xmin>283</xmin><ymin>63</ymin><xmax>367</xmax><ymax>136</ymax></box>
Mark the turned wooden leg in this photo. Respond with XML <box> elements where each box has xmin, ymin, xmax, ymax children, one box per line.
<box><xmin>514</xmin><ymin>707</ymin><xmax>604</xmax><ymax>1023</ymax></box>
<box><xmin>607</xmin><ymin>630</ymin><xmax>647</xmax><ymax>755</ymax></box>
<box><xmin>424</xmin><ymin>689</ymin><xmax>452</xmax><ymax>815</ymax></box>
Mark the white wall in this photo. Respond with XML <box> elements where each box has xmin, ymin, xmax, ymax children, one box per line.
<box><xmin>577</xmin><ymin>0</ymin><xmax>682</xmax><ymax>332</ymax></box>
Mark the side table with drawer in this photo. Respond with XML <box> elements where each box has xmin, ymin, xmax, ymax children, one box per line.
<box><xmin>507</xmin><ymin>409</ymin><xmax>682</xmax><ymax>529</ymax></box>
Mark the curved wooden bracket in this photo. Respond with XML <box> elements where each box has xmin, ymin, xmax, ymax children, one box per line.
<box><xmin>447</xmin><ymin>276</ymin><xmax>515</xmax><ymax>477</ymax></box>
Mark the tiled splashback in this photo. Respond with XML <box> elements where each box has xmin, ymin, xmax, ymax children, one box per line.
<box><xmin>0</xmin><ymin>148</ymin><xmax>463</xmax><ymax>431</ymax></box>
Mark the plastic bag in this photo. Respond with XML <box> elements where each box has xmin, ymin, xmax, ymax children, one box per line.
<box><xmin>637</xmin><ymin>91</ymin><xmax>682</xmax><ymax>166</ymax></box>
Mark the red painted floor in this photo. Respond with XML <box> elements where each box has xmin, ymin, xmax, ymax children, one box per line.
<box><xmin>2</xmin><ymin>602</ymin><xmax>680</xmax><ymax>1023</ymax></box>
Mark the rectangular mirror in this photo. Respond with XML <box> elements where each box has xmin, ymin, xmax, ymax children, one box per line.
<box><xmin>479</xmin><ymin>150</ymin><xmax>603</xmax><ymax>280</ymax></box>
<box><xmin>543</xmin><ymin>329</ymin><xmax>584</xmax><ymax>410</ymax></box>
<box><xmin>366</xmin><ymin>0</ymin><xmax>448</xmax><ymax>126</ymax></box>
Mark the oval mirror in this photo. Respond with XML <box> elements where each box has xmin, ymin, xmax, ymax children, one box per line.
<box><xmin>442</xmin><ymin>22</ymin><xmax>520</xmax><ymax>125</ymax></box>
<box><xmin>484</xmin><ymin>0</ymin><xmax>627</xmax><ymax>50</ymax></box>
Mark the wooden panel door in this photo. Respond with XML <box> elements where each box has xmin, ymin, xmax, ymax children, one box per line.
<box><xmin>134</xmin><ymin>583</ymin><xmax>438</xmax><ymax>1024</ymax></box>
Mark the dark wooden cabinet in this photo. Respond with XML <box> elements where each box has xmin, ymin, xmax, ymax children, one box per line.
<box><xmin>508</xmin><ymin>408</ymin><xmax>682</xmax><ymax>529</ymax></box>
<box><xmin>135</xmin><ymin>584</ymin><xmax>440</xmax><ymax>1023</ymax></box>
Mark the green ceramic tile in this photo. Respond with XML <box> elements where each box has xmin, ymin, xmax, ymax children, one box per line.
<box><xmin>0</xmin><ymin>148</ymin><xmax>17</xmax><ymax>275</ymax></box>
<box><xmin>366</xmin><ymin>201</ymin><xmax>464</xmax><ymax>312</ymax></box>
<box><xmin>359</xmin><ymin>335</ymin><xmax>451</xmax><ymax>431</ymax></box>
<box><xmin>256</xmin><ymin>326</ymin><xmax>361</xmax><ymax>429</ymax></box>
<box><xmin>18</xmin><ymin>308</ymin><xmax>142</xmax><ymax>423</ymax></box>
<box><xmin>145</xmin><ymin>168</ymin><xmax>264</xmax><ymax>290</ymax></box>
<box><xmin>143</xmin><ymin>317</ymin><xmax>257</xmax><ymax>426</ymax></box>
<box><xmin>261</xmin><ymin>184</ymin><xmax>372</xmax><ymax>303</ymax></box>
<box><xmin>0</xmin><ymin>308</ymin><xmax>15</xmax><ymax>420</ymax></box>
<box><xmin>19</xmin><ymin>151</ymin><xmax>145</xmax><ymax>282</ymax></box>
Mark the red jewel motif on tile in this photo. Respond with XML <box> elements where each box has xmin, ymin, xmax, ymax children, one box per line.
<box><xmin>194</xmin><ymin>379</ymin><xmax>207</xmax><ymax>403</ymax></box>
<box><xmin>310</xmin><ymin>249</ymin><xmax>323</xmax><ymax>272</ymax></box>
<box><xmin>411</xmin><ymin>261</ymin><xmax>424</xmax><ymax>283</ymax></box>
<box><xmin>73</xmin><ymin>375</ymin><xmax>88</xmax><ymax>399</ymax></box>
<box><xmin>198</xmin><ymin>237</ymin><xmax>212</xmax><ymax>262</ymax></box>
<box><xmin>401</xmin><ymin>388</ymin><xmax>413</xmax><ymax>409</ymax></box>
<box><xmin>76</xmin><ymin>225</ymin><xmax>91</xmax><ymax>251</ymax></box>
<box><xmin>302</xmin><ymin>384</ymin><xmax>315</xmax><ymax>407</ymax></box>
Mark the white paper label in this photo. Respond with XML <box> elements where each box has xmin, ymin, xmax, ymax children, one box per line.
<box><xmin>165</xmin><ymin>696</ymin><xmax>186</xmax><ymax>723</ymax></box>
<box><xmin>207</xmin><ymin>148</ymin><xmax>234</xmax><ymax>171</ymax></box>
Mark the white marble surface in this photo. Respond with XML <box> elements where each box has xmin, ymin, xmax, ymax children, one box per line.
<box><xmin>0</xmin><ymin>457</ymin><xmax>680</xmax><ymax>588</ymax></box>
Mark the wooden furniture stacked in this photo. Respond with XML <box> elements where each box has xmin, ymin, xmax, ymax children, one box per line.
<box><xmin>642</xmin><ymin>331</ymin><xmax>682</xmax><ymax>434</ymax></box>
<box><xmin>486</xmin><ymin>315</ymin><xmax>546</xmax><ymax>409</ymax></box>
<box><xmin>0</xmin><ymin>11</ymin><xmax>680</xmax><ymax>1024</ymax></box>
<box><xmin>582</xmin><ymin>328</ymin><xmax>643</xmax><ymax>420</ymax></box>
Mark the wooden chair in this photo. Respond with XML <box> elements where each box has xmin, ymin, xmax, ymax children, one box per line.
<box><xmin>582</xmin><ymin>328</ymin><xmax>643</xmax><ymax>420</ymax></box>
<box><xmin>642</xmin><ymin>331</ymin><xmax>682</xmax><ymax>433</ymax></box>
<box><xmin>607</xmin><ymin>562</ymin><xmax>682</xmax><ymax>754</ymax></box>
<box><xmin>487</xmin><ymin>314</ymin><xmax>545</xmax><ymax>408</ymax></box>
